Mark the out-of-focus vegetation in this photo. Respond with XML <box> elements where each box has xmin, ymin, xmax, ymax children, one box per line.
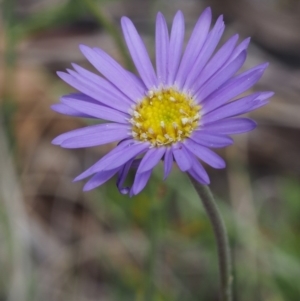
<box><xmin>1</xmin><ymin>0</ymin><xmax>300</xmax><ymax>300</ymax></box>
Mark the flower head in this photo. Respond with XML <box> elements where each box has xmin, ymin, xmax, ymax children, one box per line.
<box><xmin>52</xmin><ymin>8</ymin><xmax>273</xmax><ymax>196</ymax></box>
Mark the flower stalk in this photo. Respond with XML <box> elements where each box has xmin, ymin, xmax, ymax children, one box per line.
<box><xmin>188</xmin><ymin>175</ymin><xmax>233</xmax><ymax>301</ymax></box>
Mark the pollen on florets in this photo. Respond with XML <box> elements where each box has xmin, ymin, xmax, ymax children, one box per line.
<box><xmin>130</xmin><ymin>88</ymin><xmax>201</xmax><ymax>146</ymax></box>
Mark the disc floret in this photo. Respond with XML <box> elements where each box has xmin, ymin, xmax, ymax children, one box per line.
<box><xmin>130</xmin><ymin>88</ymin><xmax>201</xmax><ymax>146</ymax></box>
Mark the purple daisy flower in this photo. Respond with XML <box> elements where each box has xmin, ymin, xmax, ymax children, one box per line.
<box><xmin>52</xmin><ymin>8</ymin><xmax>273</xmax><ymax>196</ymax></box>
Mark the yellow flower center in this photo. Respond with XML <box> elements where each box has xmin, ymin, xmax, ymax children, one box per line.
<box><xmin>130</xmin><ymin>88</ymin><xmax>201</xmax><ymax>146</ymax></box>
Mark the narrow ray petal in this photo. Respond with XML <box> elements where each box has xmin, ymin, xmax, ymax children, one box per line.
<box><xmin>80</xmin><ymin>45</ymin><xmax>145</xmax><ymax>101</ymax></box>
<box><xmin>137</xmin><ymin>147</ymin><xmax>165</xmax><ymax>173</ymax></box>
<box><xmin>117</xmin><ymin>158</ymin><xmax>135</xmax><ymax>195</ymax></box>
<box><xmin>224</xmin><ymin>37</ymin><xmax>250</xmax><ymax>66</ymax></box>
<box><xmin>52</xmin><ymin>123</ymin><xmax>129</xmax><ymax>146</ymax></box>
<box><xmin>57</xmin><ymin>71</ymin><xmax>129</xmax><ymax>113</ymax></box>
<box><xmin>61</xmin><ymin>128</ymin><xmax>129</xmax><ymax>149</ymax></box>
<box><xmin>167</xmin><ymin>11</ymin><xmax>185</xmax><ymax>85</ymax></box>
<box><xmin>121</xmin><ymin>17</ymin><xmax>157</xmax><ymax>88</ymax></box>
<box><xmin>190</xmin><ymin>131</ymin><xmax>233</xmax><ymax>148</ymax></box>
<box><xmin>191</xmin><ymin>34</ymin><xmax>239</xmax><ymax>92</ymax></box>
<box><xmin>172</xmin><ymin>144</ymin><xmax>192</xmax><ymax>171</ymax></box>
<box><xmin>61</xmin><ymin>96</ymin><xmax>129</xmax><ymax>123</ymax></box>
<box><xmin>163</xmin><ymin>148</ymin><xmax>173</xmax><ymax>180</ymax></box>
<box><xmin>62</xmin><ymin>93</ymin><xmax>100</xmax><ymax>105</ymax></box>
<box><xmin>176</xmin><ymin>7</ymin><xmax>212</xmax><ymax>88</ymax></box>
<box><xmin>51</xmin><ymin>104</ymin><xmax>92</xmax><ymax>118</ymax></box>
<box><xmin>72</xmin><ymin>63</ymin><xmax>134</xmax><ymax>105</ymax></box>
<box><xmin>183</xmin><ymin>15</ymin><xmax>224</xmax><ymax>90</ymax></box>
<box><xmin>185</xmin><ymin>139</ymin><xmax>225</xmax><ymax>169</ymax></box>
<box><xmin>188</xmin><ymin>169</ymin><xmax>209</xmax><ymax>185</ymax></box>
<box><xmin>196</xmin><ymin>50</ymin><xmax>247</xmax><ymax>101</ymax></box>
<box><xmin>102</xmin><ymin>142</ymin><xmax>150</xmax><ymax>171</ymax></box>
<box><xmin>67</xmin><ymin>69</ymin><xmax>131</xmax><ymax>111</ymax></box>
<box><xmin>156</xmin><ymin>12</ymin><xmax>169</xmax><ymax>84</ymax></box>
<box><xmin>249</xmin><ymin>91</ymin><xmax>274</xmax><ymax>111</ymax></box>
<box><xmin>256</xmin><ymin>91</ymin><xmax>274</xmax><ymax>101</ymax></box>
<box><xmin>131</xmin><ymin>170</ymin><xmax>152</xmax><ymax>196</ymax></box>
<box><xmin>200</xmin><ymin>64</ymin><xmax>268</xmax><ymax>113</ymax></box>
<box><xmin>202</xmin><ymin>93</ymin><xmax>259</xmax><ymax>124</ymax></box>
<box><xmin>84</xmin><ymin>168</ymin><xmax>119</xmax><ymax>191</ymax></box>
<box><xmin>74</xmin><ymin>139</ymin><xmax>135</xmax><ymax>181</ymax></box>
<box><xmin>187</xmin><ymin>154</ymin><xmax>210</xmax><ymax>184</ymax></box>
<box><xmin>201</xmin><ymin>118</ymin><xmax>257</xmax><ymax>134</ymax></box>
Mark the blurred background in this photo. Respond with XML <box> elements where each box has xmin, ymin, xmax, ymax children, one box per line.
<box><xmin>1</xmin><ymin>0</ymin><xmax>300</xmax><ymax>300</ymax></box>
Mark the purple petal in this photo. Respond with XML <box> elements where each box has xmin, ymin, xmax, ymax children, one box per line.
<box><xmin>53</xmin><ymin>124</ymin><xmax>130</xmax><ymax>148</ymax></box>
<box><xmin>102</xmin><ymin>142</ymin><xmax>149</xmax><ymax>171</ymax></box>
<box><xmin>131</xmin><ymin>169</ymin><xmax>152</xmax><ymax>196</ymax></box>
<box><xmin>79</xmin><ymin>45</ymin><xmax>145</xmax><ymax>101</ymax></box>
<box><xmin>61</xmin><ymin>130</ymin><xmax>129</xmax><ymax>149</ymax></box>
<box><xmin>62</xmin><ymin>92</ymin><xmax>101</xmax><ymax>105</ymax></box>
<box><xmin>117</xmin><ymin>158</ymin><xmax>135</xmax><ymax>195</ymax></box>
<box><xmin>188</xmin><ymin>169</ymin><xmax>209</xmax><ymax>185</ymax></box>
<box><xmin>236</xmin><ymin>62</ymin><xmax>269</xmax><ymax>78</ymax></box>
<box><xmin>201</xmin><ymin>118</ymin><xmax>257</xmax><ymax>134</ymax></box>
<box><xmin>61</xmin><ymin>96</ymin><xmax>129</xmax><ymax>123</ymax></box>
<box><xmin>183</xmin><ymin>15</ymin><xmax>225</xmax><ymax>90</ymax></box>
<box><xmin>196</xmin><ymin>50</ymin><xmax>247</xmax><ymax>101</ymax></box>
<box><xmin>137</xmin><ymin>147</ymin><xmax>165</xmax><ymax>173</ymax></box>
<box><xmin>184</xmin><ymin>139</ymin><xmax>225</xmax><ymax>169</ymax></box>
<box><xmin>52</xmin><ymin>123</ymin><xmax>128</xmax><ymax>145</ymax></box>
<box><xmin>187</xmin><ymin>154</ymin><xmax>210</xmax><ymax>184</ymax></box>
<box><xmin>167</xmin><ymin>11</ymin><xmax>185</xmax><ymax>86</ymax></box>
<box><xmin>256</xmin><ymin>91</ymin><xmax>274</xmax><ymax>101</ymax></box>
<box><xmin>201</xmin><ymin>64</ymin><xmax>268</xmax><ymax>114</ymax></box>
<box><xmin>66</xmin><ymin>69</ymin><xmax>132</xmax><ymax>112</ymax></box>
<box><xmin>155</xmin><ymin>12</ymin><xmax>169</xmax><ymax>84</ymax></box>
<box><xmin>83</xmin><ymin>168</ymin><xmax>119</xmax><ymax>191</ymax></box>
<box><xmin>121</xmin><ymin>17</ymin><xmax>157</xmax><ymax>89</ymax></box>
<box><xmin>163</xmin><ymin>148</ymin><xmax>173</xmax><ymax>180</ymax></box>
<box><xmin>190</xmin><ymin>130</ymin><xmax>233</xmax><ymax>148</ymax></box>
<box><xmin>172</xmin><ymin>143</ymin><xmax>192</xmax><ymax>171</ymax></box>
<box><xmin>72</xmin><ymin>63</ymin><xmax>134</xmax><ymax>105</ymax></box>
<box><xmin>57</xmin><ymin>71</ymin><xmax>129</xmax><ymax>113</ymax></box>
<box><xmin>224</xmin><ymin>37</ymin><xmax>250</xmax><ymax>67</ymax></box>
<box><xmin>249</xmin><ymin>91</ymin><xmax>273</xmax><ymax>111</ymax></box>
<box><xmin>191</xmin><ymin>34</ymin><xmax>239</xmax><ymax>92</ymax></box>
<box><xmin>176</xmin><ymin>7</ymin><xmax>212</xmax><ymax>88</ymax></box>
<box><xmin>202</xmin><ymin>93</ymin><xmax>259</xmax><ymax>124</ymax></box>
<box><xmin>74</xmin><ymin>139</ymin><xmax>135</xmax><ymax>181</ymax></box>
<box><xmin>51</xmin><ymin>104</ymin><xmax>93</xmax><ymax>118</ymax></box>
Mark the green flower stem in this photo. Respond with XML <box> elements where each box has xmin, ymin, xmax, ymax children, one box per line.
<box><xmin>82</xmin><ymin>0</ymin><xmax>134</xmax><ymax>70</ymax></box>
<box><xmin>188</xmin><ymin>175</ymin><xmax>233</xmax><ymax>301</ymax></box>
